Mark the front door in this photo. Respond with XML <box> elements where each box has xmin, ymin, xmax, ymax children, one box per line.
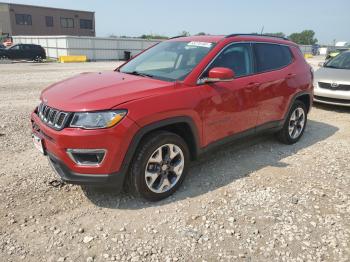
<box><xmin>198</xmin><ymin>43</ymin><xmax>261</xmax><ymax>146</ymax></box>
<box><xmin>7</xmin><ymin>44</ymin><xmax>24</xmax><ymax>59</ymax></box>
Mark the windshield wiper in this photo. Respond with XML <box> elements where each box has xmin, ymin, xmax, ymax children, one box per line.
<box><xmin>124</xmin><ymin>71</ymin><xmax>154</xmax><ymax>78</ymax></box>
<box><xmin>324</xmin><ymin>65</ymin><xmax>339</xmax><ymax>69</ymax></box>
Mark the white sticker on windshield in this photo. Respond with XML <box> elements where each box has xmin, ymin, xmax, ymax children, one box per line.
<box><xmin>187</xmin><ymin>42</ymin><xmax>213</xmax><ymax>48</ymax></box>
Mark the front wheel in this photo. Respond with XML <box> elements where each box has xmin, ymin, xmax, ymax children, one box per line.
<box><xmin>277</xmin><ymin>101</ymin><xmax>307</xmax><ymax>144</ymax></box>
<box><xmin>0</xmin><ymin>55</ymin><xmax>9</xmax><ymax>62</ymax></box>
<box><xmin>128</xmin><ymin>131</ymin><xmax>190</xmax><ymax>201</ymax></box>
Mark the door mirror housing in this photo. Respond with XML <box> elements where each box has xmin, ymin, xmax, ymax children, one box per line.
<box><xmin>318</xmin><ymin>62</ymin><xmax>325</xmax><ymax>67</ymax></box>
<box><xmin>203</xmin><ymin>67</ymin><xmax>235</xmax><ymax>83</ymax></box>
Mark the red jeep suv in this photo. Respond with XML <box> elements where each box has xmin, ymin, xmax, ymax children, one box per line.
<box><xmin>31</xmin><ymin>34</ymin><xmax>313</xmax><ymax>201</ymax></box>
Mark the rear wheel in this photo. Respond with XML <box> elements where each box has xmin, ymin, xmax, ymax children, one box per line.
<box><xmin>128</xmin><ymin>131</ymin><xmax>190</xmax><ymax>201</ymax></box>
<box><xmin>33</xmin><ymin>55</ymin><xmax>44</xmax><ymax>63</ymax></box>
<box><xmin>277</xmin><ymin>101</ymin><xmax>307</xmax><ymax>144</ymax></box>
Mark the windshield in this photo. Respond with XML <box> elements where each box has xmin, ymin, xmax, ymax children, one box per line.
<box><xmin>325</xmin><ymin>52</ymin><xmax>350</xmax><ymax>70</ymax></box>
<box><xmin>119</xmin><ymin>41</ymin><xmax>215</xmax><ymax>82</ymax></box>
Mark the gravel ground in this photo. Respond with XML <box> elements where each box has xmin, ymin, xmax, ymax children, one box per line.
<box><xmin>0</xmin><ymin>59</ymin><xmax>349</xmax><ymax>262</ymax></box>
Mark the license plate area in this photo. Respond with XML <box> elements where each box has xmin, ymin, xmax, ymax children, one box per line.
<box><xmin>32</xmin><ymin>134</ymin><xmax>46</xmax><ymax>155</ymax></box>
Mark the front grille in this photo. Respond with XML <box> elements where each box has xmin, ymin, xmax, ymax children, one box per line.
<box><xmin>318</xmin><ymin>82</ymin><xmax>350</xmax><ymax>91</ymax></box>
<box><xmin>314</xmin><ymin>95</ymin><xmax>350</xmax><ymax>105</ymax></box>
<box><xmin>37</xmin><ymin>103</ymin><xmax>70</xmax><ymax>130</ymax></box>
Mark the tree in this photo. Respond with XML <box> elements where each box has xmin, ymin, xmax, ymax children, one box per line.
<box><xmin>288</xmin><ymin>30</ymin><xmax>318</xmax><ymax>45</ymax></box>
<box><xmin>179</xmin><ymin>30</ymin><xmax>190</xmax><ymax>37</ymax></box>
<box><xmin>140</xmin><ymin>34</ymin><xmax>169</xmax><ymax>39</ymax></box>
<box><xmin>196</xmin><ymin>32</ymin><xmax>207</xmax><ymax>36</ymax></box>
<box><xmin>264</xmin><ymin>32</ymin><xmax>286</xmax><ymax>38</ymax></box>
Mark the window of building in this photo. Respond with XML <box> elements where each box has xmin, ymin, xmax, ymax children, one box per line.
<box><xmin>254</xmin><ymin>43</ymin><xmax>293</xmax><ymax>73</ymax></box>
<box><xmin>80</xmin><ymin>19</ymin><xmax>93</xmax><ymax>29</ymax></box>
<box><xmin>60</xmin><ymin>17</ymin><xmax>74</xmax><ymax>28</ymax></box>
<box><xmin>45</xmin><ymin>16</ymin><xmax>53</xmax><ymax>27</ymax></box>
<box><xmin>15</xmin><ymin>14</ymin><xmax>32</xmax><ymax>25</ymax></box>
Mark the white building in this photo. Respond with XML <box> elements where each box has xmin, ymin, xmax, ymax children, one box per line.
<box><xmin>13</xmin><ymin>35</ymin><xmax>162</xmax><ymax>60</ymax></box>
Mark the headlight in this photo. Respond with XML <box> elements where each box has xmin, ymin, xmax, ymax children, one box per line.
<box><xmin>70</xmin><ymin>110</ymin><xmax>127</xmax><ymax>129</ymax></box>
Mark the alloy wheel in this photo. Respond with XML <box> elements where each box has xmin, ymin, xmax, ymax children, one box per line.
<box><xmin>34</xmin><ymin>56</ymin><xmax>43</xmax><ymax>63</ymax></box>
<box><xmin>288</xmin><ymin>107</ymin><xmax>305</xmax><ymax>139</ymax></box>
<box><xmin>145</xmin><ymin>144</ymin><xmax>185</xmax><ymax>194</ymax></box>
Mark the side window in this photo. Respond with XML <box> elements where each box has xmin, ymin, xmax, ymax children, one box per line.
<box><xmin>204</xmin><ymin>43</ymin><xmax>253</xmax><ymax>78</ymax></box>
<box><xmin>10</xmin><ymin>45</ymin><xmax>20</xmax><ymax>50</ymax></box>
<box><xmin>22</xmin><ymin>45</ymin><xmax>31</xmax><ymax>50</ymax></box>
<box><xmin>254</xmin><ymin>43</ymin><xmax>292</xmax><ymax>73</ymax></box>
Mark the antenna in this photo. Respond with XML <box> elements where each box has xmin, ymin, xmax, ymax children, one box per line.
<box><xmin>260</xmin><ymin>26</ymin><xmax>264</xmax><ymax>35</ymax></box>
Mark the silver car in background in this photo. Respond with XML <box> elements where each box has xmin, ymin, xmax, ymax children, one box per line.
<box><xmin>314</xmin><ymin>51</ymin><xmax>350</xmax><ymax>106</ymax></box>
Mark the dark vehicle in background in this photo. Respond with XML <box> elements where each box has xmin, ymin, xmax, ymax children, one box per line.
<box><xmin>0</xmin><ymin>44</ymin><xmax>46</xmax><ymax>62</ymax></box>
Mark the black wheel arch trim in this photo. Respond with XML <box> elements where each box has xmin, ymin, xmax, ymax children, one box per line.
<box><xmin>119</xmin><ymin>116</ymin><xmax>201</xmax><ymax>174</ymax></box>
<box><xmin>284</xmin><ymin>91</ymin><xmax>312</xmax><ymax>121</ymax></box>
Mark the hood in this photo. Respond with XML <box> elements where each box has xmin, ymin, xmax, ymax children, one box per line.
<box><xmin>315</xmin><ymin>67</ymin><xmax>350</xmax><ymax>83</ymax></box>
<box><xmin>41</xmin><ymin>71</ymin><xmax>174</xmax><ymax>111</ymax></box>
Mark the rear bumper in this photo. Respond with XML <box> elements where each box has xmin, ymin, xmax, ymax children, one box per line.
<box><xmin>48</xmin><ymin>152</ymin><xmax>126</xmax><ymax>189</ymax></box>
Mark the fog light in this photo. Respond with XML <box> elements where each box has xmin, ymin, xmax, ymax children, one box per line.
<box><xmin>66</xmin><ymin>149</ymin><xmax>106</xmax><ymax>166</ymax></box>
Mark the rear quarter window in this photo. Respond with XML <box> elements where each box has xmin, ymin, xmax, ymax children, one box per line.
<box><xmin>254</xmin><ymin>43</ymin><xmax>293</xmax><ymax>73</ymax></box>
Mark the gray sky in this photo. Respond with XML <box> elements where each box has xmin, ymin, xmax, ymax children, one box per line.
<box><xmin>2</xmin><ymin>0</ymin><xmax>349</xmax><ymax>44</ymax></box>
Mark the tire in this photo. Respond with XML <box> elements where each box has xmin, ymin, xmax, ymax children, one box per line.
<box><xmin>128</xmin><ymin>131</ymin><xmax>190</xmax><ymax>201</ymax></box>
<box><xmin>33</xmin><ymin>55</ymin><xmax>43</xmax><ymax>63</ymax></box>
<box><xmin>0</xmin><ymin>55</ymin><xmax>9</xmax><ymax>61</ymax></box>
<box><xmin>276</xmin><ymin>100</ymin><xmax>307</xmax><ymax>144</ymax></box>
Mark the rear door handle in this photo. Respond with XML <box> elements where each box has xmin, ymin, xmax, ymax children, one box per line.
<box><xmin>286</xmin><ymin>73</ymin><xmax>296</xmax><ymax>79</ymax></box>
<box><xmin>247</xmin><ymin>82</ymin><xmax>261</xmax><ymax>88</ymax></box>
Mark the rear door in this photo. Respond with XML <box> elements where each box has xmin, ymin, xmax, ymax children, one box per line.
<box><xmin>22</xmin><ymin>45</ymin><xmax>35</xmax><ymax>59</ymax></box>
<box><xmin>253</xmin><ymin>43</ymin><xmax>295</xmax><ymax>125</ymax></box>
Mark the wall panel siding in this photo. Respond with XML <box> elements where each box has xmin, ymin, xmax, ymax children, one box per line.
<box><xmin>13</xmin><ymin>35</ymin><xmax>162</xmax><ymax>60</ymax></box>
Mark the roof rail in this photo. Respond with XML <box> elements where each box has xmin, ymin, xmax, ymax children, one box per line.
<box><xmin>169</xmin><ymin>35</ymin><xmax>186</xmax><ymax>39</ymax></box>
<box><xmin>225</xmin><ymin>33</ymin><xmax>289</xmax><ymax>41</ymax></box>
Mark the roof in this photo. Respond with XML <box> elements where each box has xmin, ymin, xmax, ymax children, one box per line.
<box><xmin>169</xmin><ymin>34</ymin><xmax>295</xmax><ymax>46</ymax></box>
<box><xmin>169</xmin><ymin>35</ymin><xmax>225</xmax><ymax>43</ymax></box>
<box><xmin>0</xmin><ymin>2</ymin><xmax>94</xmax><ymax>13</ymax></box>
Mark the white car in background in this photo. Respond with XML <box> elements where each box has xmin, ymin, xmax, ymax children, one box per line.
<box><xmin>314</xmin><ymin>51</ymin><xmax>350</xmax><ymax>107</ymax></box>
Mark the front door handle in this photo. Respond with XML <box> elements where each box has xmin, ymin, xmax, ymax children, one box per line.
<box><xmin>247</xmin><ymin>82</ymin><xmax>261</xmax><ymax>88</ymax></box>
<box><xmin>286</xmin><ymin>73</ymin><xmax>296</xmax><ymax>79</ymax></box>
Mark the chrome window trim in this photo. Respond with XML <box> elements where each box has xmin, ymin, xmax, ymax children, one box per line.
<box><xmin>197</xmin><ymin>41</ymin><xmax>295</xmax><ymax>85</ymax></box>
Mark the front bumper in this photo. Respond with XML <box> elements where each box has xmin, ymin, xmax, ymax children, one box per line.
<box><xmin>314</xmin><ymin>82</ymin><xmax>350</xmax><ymax>107</ymax></box>
<box><xmin>48</xmin><ymin>152</ymin><xmax>125</xmax><ymax>189</ymax></box>
<box><xmin>31</xmin><ymin>109</ymin><xmax>138</xmax><ymax>187</ymax></box>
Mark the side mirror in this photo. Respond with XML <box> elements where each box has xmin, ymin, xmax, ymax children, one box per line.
<box><xmin>204</xmin><ymin>67</ymin><xmax>235</xmax><ymax>83</ymax></box>
<box><xmin>318</xmin><ymin>62</ymin><xmax>325</xmax><ymax>67</ymax></box>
